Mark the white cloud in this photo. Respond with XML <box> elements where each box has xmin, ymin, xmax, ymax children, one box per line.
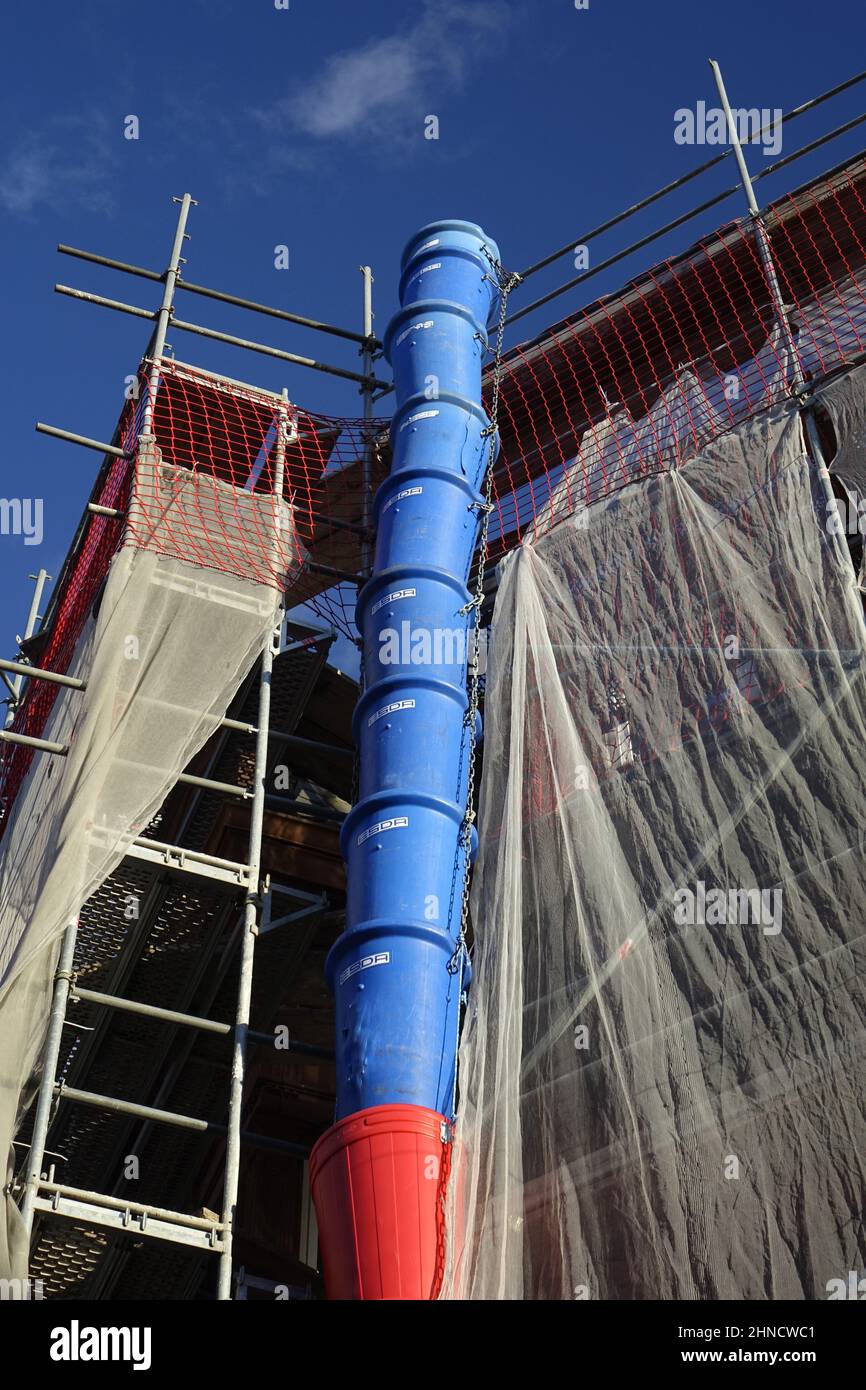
<box><xmin>292</xmin><ymin>34</ymin><xmax>420</xmax><ymax>138</ymax></box>
<box><xmin>260</xmin><ymin>1</ymin><xmax>510</xmax><ymax>146</ymax></box>
<box><xmin>0</xmin><ymin>116</ymin><xmax>117</xmax><ymax>216</ymax></box>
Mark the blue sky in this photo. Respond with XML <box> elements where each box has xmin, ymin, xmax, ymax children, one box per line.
<box><xmin>1</xmin><ymin>0</ymin><xmax>864</xmax><ymax>675</ymax></box>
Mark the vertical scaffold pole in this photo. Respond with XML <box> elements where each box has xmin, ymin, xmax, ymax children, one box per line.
<box><xmin>141</xmin><ymin>193</ymin><xmax>195</xmax><ymax>436</ymax></box>
<box><xmin>216</xmin><ymin>389</ymin><xmax>289</xmax><ymax>1302</ymax></box>
<box><xmin>708</xmin><ymin>60</ymin><xmax>849</xmax><ymax>567</ymax></box>
<box><xmin>708</xmin><ymin>60</ymin><xmax>803</xmax><ymax>385</ymax></box>
<box><xmin>19</xmin><ymin>919</ymin><xmax>79</xmax><ymax>1239</ymax></box>
<box><xmin>5</xmin><ymin>568</ymin><xmax>51</xmax><ymax>727</ymax></box>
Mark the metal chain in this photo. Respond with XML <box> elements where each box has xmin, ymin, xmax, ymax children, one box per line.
<box><xmin>432</xmin><ymin>1117</ymin><xmax>454</xmax><ymax>1295</ymax></box>
<box><xmin>451</xmin><ymin>254</ymin><xmax>522</xmax><ymax>979</ymax></box>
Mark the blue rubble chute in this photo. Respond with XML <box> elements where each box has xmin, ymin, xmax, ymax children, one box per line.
<box><xmin>327</xmin><ymin>220</ymin><xmax>501</xmax><ymax>1119</ymax></box>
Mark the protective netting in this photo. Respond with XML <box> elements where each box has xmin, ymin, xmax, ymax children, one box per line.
<box><xmin>443</xmin><ymin>398</ymin><xmax>866</xmax><ymax>1300</ymax></box>
<box><xmin>819</xmin><ymin>358</ymin><xmax>866</xmax><ymax>495</ymax></box>
<box><xmin>146</xmin><ymin>359</ymin><xmax>377</xmax><ymax>620</ymax></box>
<box><xmin>485</xmin><ymin>153</ymin><xmax>866</xmax><ymax>552</ymax></box>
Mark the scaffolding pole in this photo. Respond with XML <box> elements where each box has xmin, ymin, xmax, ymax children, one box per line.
<box><xmin>216</xmin><ymin>387</ymin><xmax>290</xmax><ymax>1301</ymax></box>
<box><xmin>54</xmin><ymin>284</ymin><xmax>390</xmax><ymax>389</ymax></box>
<box><xmin>57</xmin><ymin>242</ymin><xmax>382</xmax><ymax>348</ymax></box>
<box><xmin>142</xmin><ymin>193</ymin><xmax>194</xmax><ymax>437</ymax></box>
<box><xmin>708</xmin><ymin>59</ymin><xmax>852</xmax><ymax>578</ymax></box>
<box><xmin>19</xmin><ymin>920</ymin><xmax>78</xmax><ymax>1237</ymax></box>
<box><xmin>4</xmin><ymin>569</ymin><xmax>51</xmax><ymax>727</ymax></box>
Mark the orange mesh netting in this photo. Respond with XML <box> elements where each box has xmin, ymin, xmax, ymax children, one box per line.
<box><xmin>484</xmin><ymin>152</ymin><xmax>866</xmax><ymax>553</ymax></box>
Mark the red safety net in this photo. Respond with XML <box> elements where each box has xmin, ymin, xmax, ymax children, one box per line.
<box><xmin>141</xmin><ymin>358</ymin><xmax>378</xmax><ymax>634</ymax></box>
<box><xmin>484</xmin><ymin>151</ymin><xmax>866</xmax><ymax>554</ymax></box>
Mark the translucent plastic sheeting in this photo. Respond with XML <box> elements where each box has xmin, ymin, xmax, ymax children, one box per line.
<box><xmin>444</xmin><ymin>401</ymin><xmax>866</xmax><ymax>1300</ymax></box>
<box><xmin>0</xmin><ymin>456</ymin><xmax>282</xmax><ymax>1279</ymax></box>
<box><xmin>819</xmin><ymin>361</ymin><xmax>866</xmax><ymax>495</ymax></box>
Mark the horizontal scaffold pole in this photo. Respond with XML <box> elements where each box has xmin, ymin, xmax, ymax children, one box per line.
<box><xmin>0</xmin><ymin>729</ymin><xmax>67</xmax><ymax>755</ymax></box>
<box><xmin>53</xmin><ymin>1085</ymin><xmax>311</xmax><ymax>1156</ymax></box>
<box><xmin>68</xmin><ymin>986</ymin><xmax>335</xmax><ymax>1059</ymax></box>
<box><xmin>56</xmin><ymin>242</ymin><xmax>381</xmax><ymax>347</ymax></box>
<box><xmin>71</xmin><ymin>987</ymin><xmax>235</xmax><ymax>1034</ymax></box>
<box><xmin>37</xmin><ymin>1180</ymin><xmax>225</xmax><ymax>1233</ymax></box>
<box><xmin>217</xmin><ymin>715</ymin><xmax>354</xmax><ymax>759</ymax></box>
<box><xmin>54</xmin><ymin>283</ymin><xmax>390</xmax><ymax>389</ymax></box>
<box><xmin>87</xmin><ymin>503</ymin><xmax>123</xmax><ymax>518</ymax></box>
<box><xmin>175</xmin><ymin>771</ymin><xmax>251</xmax><ymax>799</ymax></box>
<box><xmin>170</xmin><ymin>317</ymin><xmax>390</xmax><ymax>388</ymax></box>
<box><xmin>54</xmin><ymin>283</ymin><xmax>156</xmax><ymax>320</ymax></box>
<box><xmin>0</xmin><ymin>657</ymin><xmax>85</xmax><ymax>691</ymax></box>
<box><xmin>57</xmin><ymin>244</ymin><xmax>163</xmax><ymax>282</ymax></box>
<box><xmin>35</xmin><ymin>421</ymin><xmax>132</xmax><ymax>458</ymax></box>
<box><xmin>270</xmin><ymin>728</ymin><xmax>355</xmax><ymax>758</ymax></box>
<box><xmin>177</xmin><ymin>278</ymin><xmax>381</xmax><ymax>348</ymax></box>
<box><xmin>309</xmin><ymin>511</ymin><xmax>373</xmax><ymax>538</ymax></box>
<box><xmin>515</xmin><ymin>66</ymin><xmax>866</xmax><ymax>283</ymax></box>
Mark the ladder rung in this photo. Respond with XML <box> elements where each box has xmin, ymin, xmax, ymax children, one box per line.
<box><xmin>176</xmin><ymin>771</ymin><xmax>250</xmax><ymax>799</ymax></box>
<box><xmin>126</xmin><ymin>837</ymin><xmax>251</xmax><ymax>887</ymax></box>
<box><xmin>55</xmin><ymin>1085</ymin><xmax>312</xmax><ymax>1156</ymax></box>
<box><xmin>56</xmin><ymin>1085</ymin><xmax>211</xmax><ymax>1132</ymax></box>
<box><xmin>33</xmin><ymin>1181</ymin><xmax>225</xmax><ymax>1252</ymax></box>
<box><xmin>114</xmin><ymin>757</ymin><xmax>250</xmax><ymax>800</ymax></box>
<box><xmin>68</xmin><ymin>986</ymin><xmax>334</xmax><ymax>1059</ymax></box>
<box><xmin>70</xmin><ymin>987</ymin><xmax>232</xmax><ymax>1034</ymax></box>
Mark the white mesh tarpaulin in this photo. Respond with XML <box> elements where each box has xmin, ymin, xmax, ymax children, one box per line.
<box><xmin>444</xmin><ymin>400</ymin><xmax>866</xmax><ymax>1300</ymax></box>
<box><xmin>0</xmin><ymin>447</ymin><xmax>287</xmax><ymax>1279</ymax></box>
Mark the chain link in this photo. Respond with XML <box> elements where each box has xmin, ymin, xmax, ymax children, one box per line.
<box><xmin>432</xmin><ymin>1119</ymin><xmax>454</xmax><ymax>1296</ymax></box>
<box><xmin>451</xmin><ymin>254</ymin><xmax>522</xmax><ymax>981</ymax></box>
